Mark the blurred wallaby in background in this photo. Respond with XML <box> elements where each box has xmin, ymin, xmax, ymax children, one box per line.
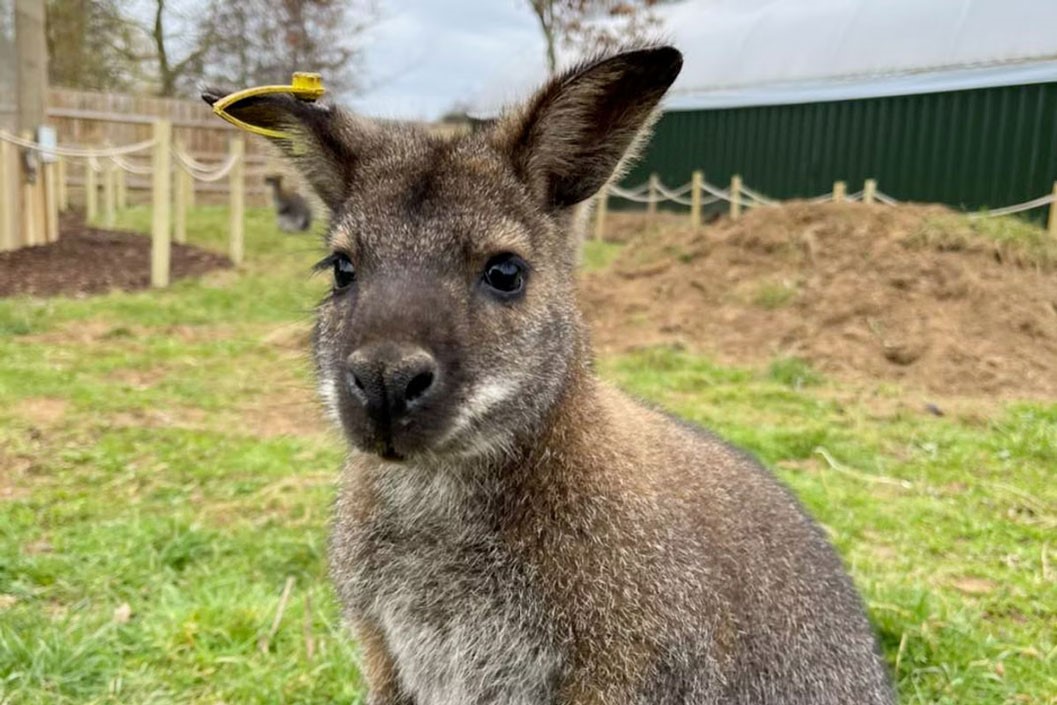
<box><xmin>264</xmin><ymin>174</ymin><xmax>312</xmax><ymax>232</ymax></box>
<box><xmin>206</xmin><ymin>45</ymin><xmax>894</xmax><ymax>705</ymax></box>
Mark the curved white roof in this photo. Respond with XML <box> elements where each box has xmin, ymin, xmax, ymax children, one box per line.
<box><xmin>471</xmin><ymin>0</ymin><xmax>1057</xmax><ymax>114</ymax></box>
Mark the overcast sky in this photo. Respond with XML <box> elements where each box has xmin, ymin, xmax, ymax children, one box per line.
<box><xmin>350</xmin><ymin>1</ymin><xmax>549</xmax><ymax>120</ymax></box>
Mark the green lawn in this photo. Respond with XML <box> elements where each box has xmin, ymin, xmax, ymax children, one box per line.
<box><xmin>1</xmin><ymin>206</ymin><xmax>1054</xmax><ymax>704</ymax></box>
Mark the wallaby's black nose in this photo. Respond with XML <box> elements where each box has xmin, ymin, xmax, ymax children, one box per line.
<box><xmin>345</xmin><ymin>344</ymin><xmax>438</xmax><ymax>425</ymax></box>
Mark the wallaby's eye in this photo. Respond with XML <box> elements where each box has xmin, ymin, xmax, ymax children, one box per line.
<box><xmin>333</xmin><ymin>253</ymin><xmax>356</xmax><ymax>290</ymax></box>
<box><xmin>482</xmin><ymin>254</ymin><xmax>527</xmax><ymax>298</ymax></box>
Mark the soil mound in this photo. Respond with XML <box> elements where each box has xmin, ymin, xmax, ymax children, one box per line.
<box><xmin>0</xmin><ymin>216</ymin><xmax>231</xmax><ymax>297</ymax></box>
<box><xmin>581</xmin><ymin>203</ymin><xmax>1057</xmax><ymax>399</ymax></box>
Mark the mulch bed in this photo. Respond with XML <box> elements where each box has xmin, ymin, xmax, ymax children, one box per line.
<box><xmin>0</xmin><ymin>216</ymin><xmax>231</xmax><ymax>297</ymax></box>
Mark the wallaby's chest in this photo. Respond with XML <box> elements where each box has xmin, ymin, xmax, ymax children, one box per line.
<box><xmin>332</xmin><ymin>481</ymin><xmax>561</xmax><ymax>705</ymax></box>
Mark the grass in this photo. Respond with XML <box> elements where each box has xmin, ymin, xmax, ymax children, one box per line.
<box><xmin>909</xmin><ymin>213</ymin><xmax>1057</xmax><ymax>270</ymax></box>
<box><xmin>752</xmin><ymin>279</ymin><xmax>799</xmax><ymax>309</ymax></box>
<box><xmin>2</xmin><ymin>206</ymin><xmax>1055</xmax><ymax>704</ymax></box>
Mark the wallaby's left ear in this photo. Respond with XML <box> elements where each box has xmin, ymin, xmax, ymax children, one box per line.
<box><xmin>202</xmin><ymin>89</ymin><xmax>374</xmax><ymax>211</ymax></box>
<box><xmin>492</xmin><ymin>45</ymin><xmax>682</xmax><ymax>210</ymax></box>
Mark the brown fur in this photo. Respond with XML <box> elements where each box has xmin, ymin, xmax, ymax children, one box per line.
<box><xmin>205</xmin><ymin>45</ymin><xmax>895</xmax><ymax>704</ymax></box>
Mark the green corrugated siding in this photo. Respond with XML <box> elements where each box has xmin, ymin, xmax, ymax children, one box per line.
<box><xmin>624</xmin><ymin>82</ymin><xmax>1057</xmax><ymax>218</ymax></box>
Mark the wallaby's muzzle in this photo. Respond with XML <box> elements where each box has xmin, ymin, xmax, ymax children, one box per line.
<box><xmin>345</xmin><ymin>343</ymin><xmax>440</xmax><ymax>460</ymax></box>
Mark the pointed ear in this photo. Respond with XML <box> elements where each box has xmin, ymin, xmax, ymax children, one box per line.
<box><xmin>491</xmin><ymin>46</ymin><xmax>682</xmax><ymax>210</ymax></box>
<box><xmin>202</xmin><ymin>90</ymin><xmax>375</xmax><ymax>211</ymax></box>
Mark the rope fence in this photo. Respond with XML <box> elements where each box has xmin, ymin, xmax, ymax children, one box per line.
<box><xmin>596</xmin><ymin>172</ymin><xmax>1057</xmax><ymax>241</ymax></box>
<box><xmin>0</xmin><ymin>121</ymin><xmax>248</xmax><ymax>286</ymax></box>
<box><xmin>6</xmin><ymin>123</ymin><xmax>1057</xmax><ymax>277</ymax></box>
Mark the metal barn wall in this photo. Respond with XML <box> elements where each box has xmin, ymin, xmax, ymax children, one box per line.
<box><xmin>626</xmin><ymin>82</ymin><xmax>1057</xmax><ymax>216</ymax></box>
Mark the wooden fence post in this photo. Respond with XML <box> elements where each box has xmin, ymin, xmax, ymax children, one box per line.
<box><xmin>863</xmin><ymin>178</ymin><xmax>877</xmax><ymax>205</ymax></box>
<box><xmin>833</xmin><ymin>180</ymin><xmax>846</xmax><ymax>202</ymax></box>
<box><xmin>116</xmin><ymin>167</ymin><xmax>127</xmax><ymax>210</ymax></box>
<box><xmin>57</xmin><ymin>157</ymin><xmax>68</xmax><ymax>212</ymax></box>
<box><xmin>151</xmin><ymin>119</ymin><xmax>172</xmax><ymax>288</ymax></box>
<box><xmin>103</xmin><ymin>161</ymin><xmax>116</xmax><ymax>227</ymax></box>
<box><xmin>173</xmin><ymin>141</ymin><xmax>188</xmax><ymax>244</ymax></box>
<box><xmin>0</xmin><ymin>139</ymin><xmax>13</xmax><ymax>251</ymax></box>
<box><xmin>1048</xmin><ymin>182</ymin><xmax>1057</xmax><ymax>240</ymax></box>
<box><xmin>44</xmin><ymin>161</ymin><xmax>58</xmax><ymax>242</ymax></box>
<box><xmin>691</xmin><ymin>170</ymin><xmax>703</xmax><ymax>227</ymax></box>
<box><xmin>647</xmin><ymin>173</ymin><xmax>658</xmax><ymax>218</ymax></box>
<box><xmin>174</xmin><ymin>167</ymin><xmax>187</xmax><ymax>244</ymax></box>
<box><xmin>594</xmin><ymin>187</ymin><xmax>608</xmax><ymax>241</ymax></box>
<box><xmin>730</xmin><ymin>174</ymin><xmax>742</xmax><ymax>221</ymax></box>
<box><xmin>85</xmin><ymin>160</ymin><xmax>98</xmax><ymax>223</ymax></box>
<box><xmin>20</xmin><ymin>131</ymin><xmax>42</xmax><ymax>247</ymax></box>
<box><xmin>229</xmin><ymin>135</ymin><xmax>245</xmax><ymax>265</ymax></box>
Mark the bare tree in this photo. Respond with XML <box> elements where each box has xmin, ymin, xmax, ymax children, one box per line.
<box><xmin>145</xmin><ymin>0</ymin><xmax>215</xmax><ymax>96</ymax></box>
<box><xmin>526</xmin><ymin>0</ymin><xmax>664</xmax><ymax>75</ymax></box>
<box><xmin>46</xmin><ymin>0</ymin><xmax>141</xmax><ymax>90</ymax></box>
<box><xmin>199</xmin><ymin>0</ymin><xmax>378</xmax><ymax>97</ymax></box>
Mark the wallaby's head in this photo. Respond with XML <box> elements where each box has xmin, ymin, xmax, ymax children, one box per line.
<box><xmin>263</xmin><ymin>174</ymin><xmax>282</xmax><ymax>189</ymax></box>
<box><xmin>204</xmin><ymin>46</ymin><xmax>682</xmax><ymax>462</ymax></box>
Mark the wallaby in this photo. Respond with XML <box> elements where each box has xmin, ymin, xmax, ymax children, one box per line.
<box><xmin>264</xmin><ymin>174</ymin><xmax>312</xmax><ymax>232</ymax></box>
<box><xmin>205</xmin><ymin>46</ymin><xmax>895</xmax><ymax>705</ymax></box>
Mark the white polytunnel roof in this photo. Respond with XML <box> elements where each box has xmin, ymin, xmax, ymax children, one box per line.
<box><xmin>470</xmin><ymin>0</ymin><xmax>1057</xmax><ymax>115</ymax></box>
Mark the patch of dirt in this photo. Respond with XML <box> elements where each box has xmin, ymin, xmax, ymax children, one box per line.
<box><xmin>239</xmin><ymin>389</ymin><xmax>331</xmax><ymax>439</ymax></box>
<box><xmin>949</xmin><ymin>577</ymin><xmax>998</xmax><ymax>595</ymax></box>
<box><xmin>0</xmin><ymin>215</ymin><xmax>231</xmax><ymax>297</ymax></box>
<box><xmin>580</xmin><ymin>204</ymin><xmax>1057</xmax><ymax>400</ymax></box>
<box><xmin>13</xmin><ymin>397</ymin><xmax>69</xmax><ymax>427</ymax></box>
<box><xmin>0</xmin><ymin>450</ymin><xmax>31</xmax><ymax>501</ymax></box>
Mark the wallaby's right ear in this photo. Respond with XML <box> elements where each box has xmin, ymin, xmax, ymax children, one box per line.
<box><xmin>202</xmin><ymin>89</ymin><xmax>371</xmax><ymax>211</ymax></box>
<box><xmin>491</xmin><ymin>46</ymin><xmax>683</xmax><ymax>210</ymax></box>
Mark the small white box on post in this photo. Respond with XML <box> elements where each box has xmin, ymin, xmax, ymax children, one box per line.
<box><xmin>691</xmin><ymin>170</ymin><xmax>703</xmax><ymax>228</ymax></box>
<box><xmin>730</xmin><ymin>174</ymin><xmax>742</xmax><ymax>221</ymax></box>
<box><xmin>151</xmin><ymin>119</ymin><xmax>173</xmax><ymax>288</ymax></box>
<box><xmin>229</xmin><ymin>135</ymin><xmax>246</xmax><ymax>265</ymax></box>
<box><xmin>863</xmin><ymin>179</ymin><xmax>877</xmax><ymax>205</ymax></box>
<box><xmin>833</xmin><ymin>180</ymin><xmax>847</xmax><ymax>202</ymax></box>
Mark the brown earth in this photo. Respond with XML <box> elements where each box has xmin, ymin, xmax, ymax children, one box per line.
<box><xmin>580</xmin><ymin>203</ymin><xmax>1057</xmax><ymax>400</ymax></box>
<box><xmin>0</xmin><ymin>216</ymin><xmax>231</xmax><ymax>297</ymax></box>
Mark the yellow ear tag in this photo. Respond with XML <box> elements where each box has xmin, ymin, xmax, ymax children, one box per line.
<box><xmin>212</xmin><ymin>72</ymin><xmax>326</xmax><ymax>141</ymax></box>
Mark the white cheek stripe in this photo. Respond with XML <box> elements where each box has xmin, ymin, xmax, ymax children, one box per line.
<box><xmin>318</xmin><ymin>374</ymin><xmax>342</xmax><ymax>426</ymax></box>
<box><xmin>446</xmin><ymin>378</ymin><xmax>521</xmax><ymax>439</ymax></box>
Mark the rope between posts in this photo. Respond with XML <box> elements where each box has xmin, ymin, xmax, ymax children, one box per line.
<box><xmin>738</xmin><ymin>184</ymin><xmax>778</xmax><ymax>206</ymax></box>
<box><xmin>620</xmin><ymin>181</ymin><xmax>651</xmax><ymax>197</ymax></box>
<box><xmin>699</xmin><ymin>180</ymin><xmax>732</xmax><ymax>201</ymax></box>
<box><xmin>609</xmin><ymin>184</ymin><xmax>660</xmax><ymax>203</ymax></box>
<box><xmin>173</xmin><ymin>149</ymin><xmax>239</xmax><ymax>182</ymax></box>
<box><xmin>614</xmin><ymin>176</ymin><xmax>1056</xmax><ymax>220</ymax></box>
<box><xmin>0</xmin><ymin>130</ymin><xmax>155</xmax><ymax>158</ymax></box>
<box><xmin>655</xmin><ymin>181</ymin><xmax>694</xmax><ymax>200</ymax></box>
<box><xmin>109</xmin><ymin>154</ymin><xmax>154</xmax><ymax>176</ymax></box>
<box><xmin>967</xmin><ymin>193</ymin><xmax>1056</xmax><ymax>219</ymax></box>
